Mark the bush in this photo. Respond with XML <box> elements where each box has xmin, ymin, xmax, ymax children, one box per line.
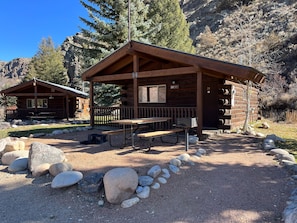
<box><xmin>216</xmin><ymin>0</ymin><xmax>254</xmax><ymax>12</ymax></box>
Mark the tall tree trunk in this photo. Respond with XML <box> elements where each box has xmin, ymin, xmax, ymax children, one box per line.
<box><xmin>243</xmin><ymin>80</ymin><xmax>251</xmax><ymax>132</ymax></box>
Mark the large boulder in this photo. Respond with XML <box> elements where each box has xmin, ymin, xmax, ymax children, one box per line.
<box><xmin>0</xmin><ymin>137</ymin><xmax>12</xmax><ymax>154</ymax></box>
<box><xmin>3</xmin><ymin>140</ymin><xmax>25</xmax><ymax>153</ymax></box>
<box><xmin>103</xmin><ymin>167</ymin><xmax>138</xmax><ymax>204</ymax></box>
<box><xmin>1</xmin><ymin>150</ymin><xmax>29</xmax><ymax>165</ymax></box>
<box><xmin>28</xmin><ymin>142</ymin><xmax>65</xmax><ymax>174</ymax></box>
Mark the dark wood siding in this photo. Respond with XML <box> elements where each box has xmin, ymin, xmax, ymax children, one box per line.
<box><xmin>226</xmin><ymin>81</ymin><xmax>260</xmax><ymax>129</ymax></box>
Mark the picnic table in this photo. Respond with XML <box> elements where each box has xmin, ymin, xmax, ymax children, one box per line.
<box><xmin>109</xmin><ymin>117</ymin><xmax>172</xmax><ymax>149</ymax></box>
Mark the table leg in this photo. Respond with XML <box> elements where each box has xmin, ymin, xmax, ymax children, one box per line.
<box><xmin>185</xmin><ymin>128</ymin><xmax>189</xmax><ymax>151</ymax></box>
<box><xmin>131</xmin><ymin>125</ymin><xmax>136</xmax><ymax>149</ymax></box>
<box><xmin>123</xmin><ymin>124</ymin><xmax>127</xmax><ymax>146</ymax></box>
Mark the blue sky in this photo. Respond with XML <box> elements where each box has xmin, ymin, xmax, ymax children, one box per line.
<box><xmin>0</xmin><ymin>0</ymin><xmax>88</xmax><ymax>62</ymax></box>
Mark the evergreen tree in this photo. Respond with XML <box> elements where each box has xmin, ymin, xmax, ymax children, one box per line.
<box><xmin>79</xmin><ymin>0</ymin><xmax>151</xmax><ymax>64</ymax></box>
<box><xmin>94</xmin><ymin>83</ymin><xmax>121</xmax><ymax>106</ymax></box>
<box><xmin>25</xmin><ymin>37</ymin><xmax>68</xmax><ymax>85</ymax></box>
<box><xmin>148</xmin><ymin>0</ymin><xmax>195</xmax><ymax>54</ymax></box>
<box><xmin>79</xmin><ymin>0</ymin><xmax>152</xmax><ymax>106</ymax></box>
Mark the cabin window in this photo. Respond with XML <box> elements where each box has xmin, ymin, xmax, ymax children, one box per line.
<box><xmin>27</xmin><ymin>99</ymin><xmax>48</xmax><ymax>108</ymax></box>
<box><xmin>138</xmin><ymin>84</ymin><xmax>166</xmax><ymax>103</ymax></box>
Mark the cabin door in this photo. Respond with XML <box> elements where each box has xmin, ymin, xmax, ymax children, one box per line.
<box><xmin>202</xmin><ymin>80</ymin><xmax>219</xmax><ymax>128</ymax></box>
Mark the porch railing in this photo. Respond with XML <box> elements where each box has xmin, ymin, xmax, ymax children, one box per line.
<box><xmin>15</xmin><ymin>108</ymin><xmax>65</xmax><ymax>120</ymax></box>
<box><xmin>93</xmin><ymin>106</ymin><xmax>196</xmax><ymax>129</ymax></box>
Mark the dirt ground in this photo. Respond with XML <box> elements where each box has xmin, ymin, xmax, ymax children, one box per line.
<box><xmin>0</xmin><ymin>129</ymin><xmax>295</xmax><ymax>223</ymax></box>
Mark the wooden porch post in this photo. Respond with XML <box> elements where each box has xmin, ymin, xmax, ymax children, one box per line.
<box><xmin>33</xmin><ymin>78</ymin><xmax>37</xmax><ymax>114</ymax></box>
<box><xmin>90</xmin><ymin>81</ymin><xmax>94</xmax><ymax>127</ymax></box>
<box><xmin>196</xmin><ymin>70</ymin><xmax>203</xmax><ymax>138</ymax></box>
<box><xmin>133</xmin><ymin>55</ymin><xmax>139</xmax><ymax>118</ymax></box>
<box><xmin>65</xmin><ymin>95</ymin><xmax>69</xmax><ymax>120</ymax></box>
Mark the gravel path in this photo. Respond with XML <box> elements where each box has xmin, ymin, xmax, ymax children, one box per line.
<box><xmin>0</xmin><ymin>132</ymin><xmax>295</xmax><ymax>223</ymax></box>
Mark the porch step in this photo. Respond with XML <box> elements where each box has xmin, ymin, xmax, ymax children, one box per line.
<box><xmin>218</xmin><ymin>124</ymin><xmax>231</xmax><ymax>130</ymax></box>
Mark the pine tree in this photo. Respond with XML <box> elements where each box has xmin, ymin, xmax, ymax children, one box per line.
<box><xmin>25</xmin><ymin>37</ymin><xmax>68</xmax><ymax>85</ymax></box>
<box><xmin>148</xmin><ymin>0</ymin><xmax>195</xmax><ymax>54</ymax></box>
<box><xmin>79</xmin><ymin>0</ymin><xmax>151</xmax><ymax>63</ymax></box>
<box><xmin>79</xmin><ymin>0</ymin><xmax>152</xmax><ymax>106</ymax></box>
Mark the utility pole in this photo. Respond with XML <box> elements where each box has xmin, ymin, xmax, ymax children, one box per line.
<box><xmin>128</xmin><ymin>0</ymin><xmax>131</xmax><ymax>41</ymax></box>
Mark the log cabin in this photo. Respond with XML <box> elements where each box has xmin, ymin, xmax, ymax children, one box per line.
<box><xmin>82</xmin><ymin>41</ymin><xmax>265</xmax><ymax>137</ymax></box>
<box><xmin>1</xmin><ymin>78</ymin><xmax>89</xmax><ymax>120</ymax></box>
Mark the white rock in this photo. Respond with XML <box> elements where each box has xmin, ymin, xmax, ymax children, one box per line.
<box><xmin>197</xmin><ymin>148</ymin><xmax>207</xmax><ymax>155</ymax></box>
<box><xmin>137</xmin><ymin>186</ymin><xmax>150</xmax><ymax>199</ymax></box>
<box><xmin>1</xmin><ymin>150</ymin><xmax>29</xmax><ymax>165</ymax></box>
<box><xmin>269</xmin><ymin>148</ymin><xmax>289</xmax><ymax>156</ymax></box>
<box><xmin>261</xmin><ymin>122</ymin><xmax>270</xmax><ymax>129</ymax></box>
<box><xmin>98</xmin><ymin>200</ymin><xmax>104</xmax><ymax>207</ymax></box>
<box><xmin>151</xmin><ymin>182</ymin><xmax>160</xmax><ymax>189</ymax></box>
<box><xmin>158</xmin><ymin>177</ymin><xmax>167</xmax><ymax>184</ymax></box>
<box><xmin>170</xmin><ymin>158</ymin><xmax>182</xmax><ymax>167</ymax></box>
<box><xmin>283</xmin><ymin>207</ymin><xmax>297</xmax><ymax>223</ymax></box>
<box><xmin>277</xmin><ymin>153</ymin><xmax>296</xmax><ymax>163</ymax></box>
<box><xmin>51</xmin><ymin>171</ymin><xmax>83</xmax><ymax>189</ymax></box>
<box><xmin>178</xmin><ymin>153</ymin><xmax>191</xmax><ymax>162</ymax></box>
<box><xmin>136</xmin><ymin>186</ymin><xmax>143</xmax><ymax>193</ymax></box>
<box><xmin>52</xmin><ymin>130</ymin><xmax>64</xmax><ymax>135</ymax></box>
<box><xmin>121</xmin><ymin>197</ymin><xmax>140</xmax><ymax>208</ymax></box>
<box><xmin>147</xmin><ymin>165</ymin><xmax>161</xmax><ymax>178</ymax></box>
<box><xmin>8</xmin><ymin>157</ymin><xmax>28</xmax><ymax>173</ymax></box>
<box><xmin>138</xmin><ymin>175</ymin><xmax>154</xmax><ymax>186</ymax></box>
<box><xmin>256</xmin><ymin>132</ymin><xmax>265</xmax><ymax>138</ymax></box>
<box><xmin>169</xmin><ymin>164</ymin><xmax>180</xmax><ymax>174</ymax></box>
<box><xmin>189</xmin><ymin>135</ymin><xmax>199</xmax><ymax>144</ymax></box>
<box><xmin>161</xmin><ymin>168</ymin><xmax>171</xmax><ymax>179</ymax></box>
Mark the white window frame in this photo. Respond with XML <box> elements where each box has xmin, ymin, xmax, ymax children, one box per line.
<box><xmin>27</xmin><ymin>98</ymin><xmax>48</xmax><ymax>108</ymax></box>
<box><xmin>138</xmin><ymin>84</ymin><xmax>166</xmax><ymax>103</ymax></box>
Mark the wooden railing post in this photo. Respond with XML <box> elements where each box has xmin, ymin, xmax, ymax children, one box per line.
<box><xmin>90</xmin><ymin>81</ymin><xmax>94</xmax><ymax>127</ymax></box>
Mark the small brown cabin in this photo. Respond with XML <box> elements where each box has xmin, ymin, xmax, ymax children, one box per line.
<box><xmin>82</xmin><ymin>41</ymin><xmax>265</xmax><ymax>136</ymax></box>
<box><xmin>1</xmin><ymin>79</ymin><xmax>89</xmax><ymax>120</ymax></box>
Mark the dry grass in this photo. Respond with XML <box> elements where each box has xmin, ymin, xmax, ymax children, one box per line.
<box><xmin>253</xmin><ymin>119</ymin><xmax>297</xmax><ymax>157</ymax></box>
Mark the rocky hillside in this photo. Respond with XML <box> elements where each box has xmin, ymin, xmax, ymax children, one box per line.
<box><xmin>0</xmin><ymin>0</ymin><xmax>296</xmax><ymax>95</ymax></box>
<box><xmin>0</xmin><ymin>58</ymin><xmax>31</xmax><ymax>90</ymax></box>
<box><xmin>181</xmin><ymin>0</ymin><xmax>296</xmax><ymax>75</ymax></box>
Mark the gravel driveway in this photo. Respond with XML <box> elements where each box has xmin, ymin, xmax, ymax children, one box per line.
<box><xmin>0</xmin><ymin>131</ymin><xmax>295</xmax><ymax>223</ymax></box>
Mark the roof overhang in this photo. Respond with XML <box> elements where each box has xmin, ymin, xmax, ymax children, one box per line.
<box><xmin>1</xmin><ymin>79</ymin><xmax>88</xmax><ymax>98</ymax></box>
<box><xmin>82</xmin><ymin>41</ymin><xmax>265</xmax><ymax>84</ymax></box>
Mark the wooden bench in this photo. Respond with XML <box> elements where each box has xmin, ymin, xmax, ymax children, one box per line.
<box><xmin>102</xmin><ymin>126</ymin><xmax>148</xmax><ymax>147</ymax></box>
<box><xmin>27</xmin><ymin>111</ymin><xmax>56</xmax><ymax>120</ymax></box>
<box><xmin>137</xmin><ymin>128</ymin><xmax>184</xmax><ymax>151</ymax></box>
